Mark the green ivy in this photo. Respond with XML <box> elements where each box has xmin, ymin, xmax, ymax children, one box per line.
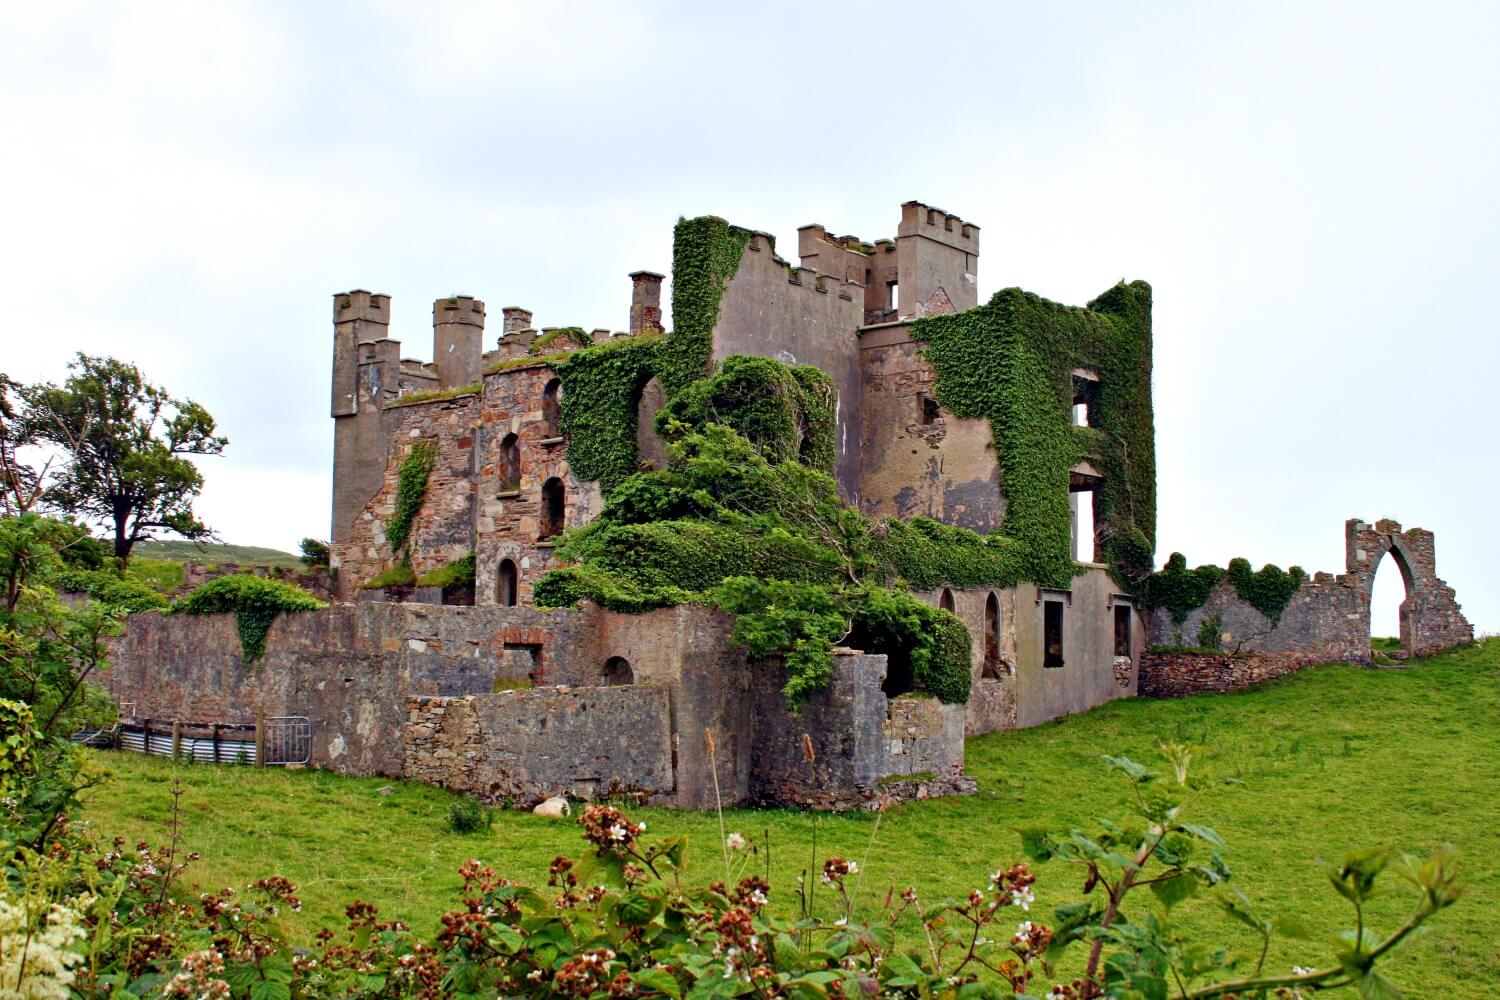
<box><xmin>1226</xmin><ymin>558</ymin><xmax>1306</xmax><ymax>623</ymax></box>
<box><xmin>656</xmin><ymin>356</ymin><xmax>836</xmax><ymax>473</ymax></box>
<box><xmin>911</xmin><ymin>283</ymin><xmax>1156</xmax><ymax>588</ymax></box>
<box><xmin>1140</xmin><ymin>553</ymin><xmax>1306</xmax><ymax>625</ymax></box>
<box><xmin>171</xmin><ymin>574</ymin><xmax>325</xmax><ymax>664</ymax></box>
<box><xmin>386</xmin><ymin>441</ymin><xmax>438</xmax><ymax>556</ymax></box>
<box><xmin>661</xmin><ymin>216</ymin><xmax>753</xmax><ymax>395</ymax></box>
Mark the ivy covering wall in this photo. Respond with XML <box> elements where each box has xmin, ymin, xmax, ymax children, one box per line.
<box><xmin>911</xmin><ymin>283</ymin><xmax>1156</xmax><ymax>588</ymax></box>
<box><xmin>172</xmin><ymin>574</ymin><xmax>325</xmax><ymax>664</ymax></box>
<box><xmin>1141</xmin><ymin>552</ymin><xmax>1306</xmax><ymax>624</ymax></box>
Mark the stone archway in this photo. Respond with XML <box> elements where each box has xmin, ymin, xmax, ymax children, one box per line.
<box><xmin>1345</xmin><ymin>518</ymin><xmax>1473</xmax><ymax>660</ymax></box>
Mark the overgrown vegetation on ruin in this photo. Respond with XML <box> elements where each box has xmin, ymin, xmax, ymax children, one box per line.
<box><xmin>533</xmin><ymin>421</ymin><xmax>972</xmax><ymax>708</ymax></box>
<box><xmin>1141</xmin><ymin>553</ymin><xmax>1307</xmax><ymax>624</ymax></box>
<box><xmin>171</xmin><ymin>573</ymin><xmax>326</xmax><ymax>663</ymax></box>
<box><xmin>912</xmin><ymin>283</ymin><xmax>1157</xmax><ymax>588</ymax></box>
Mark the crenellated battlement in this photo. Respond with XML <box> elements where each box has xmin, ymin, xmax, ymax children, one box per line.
<box><xmin>433</xmin><ymin>295</ymin><xmax>486</xmax><ymax>326</ymax></box>
<box><xmin>334</xmin><ymin>289</ymin><xmax>391</xmax><ymax>326</ymax></box>
<box><xmin>898</xmin><ymin>200</ymin><xmax>980</xmax><ymax>252</ymax></box>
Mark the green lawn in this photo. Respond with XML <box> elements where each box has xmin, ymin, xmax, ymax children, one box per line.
<box><xmin>80</xmin><ymin>640</ymin><xmax>1500</xmax><ymax>992</ymax></box>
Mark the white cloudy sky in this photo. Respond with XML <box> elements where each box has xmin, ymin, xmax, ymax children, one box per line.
<box><xmin>2</xmin><ymin>1</ymin><xmax>1495</xmax><ymax>633</ymax></box>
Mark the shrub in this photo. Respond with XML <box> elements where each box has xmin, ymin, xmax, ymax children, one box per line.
<box><xmin>54</xmin><ymin>567</ymin><xmax>168</xmax><ymax>613</ymax></box>
<box><xmin>171</xmin><ymin>574</ymin><xmax>325</xmax><ymax>663</ymax></box>
<box><xmin>1197</xmin><ymin>613</ymin><xmax>1224</xmax><ymax>651</ymax></box>
<box><xmin>447</xmin><ymin>795</ymin><xmax>492</xmax><ymax>834</ymax></box>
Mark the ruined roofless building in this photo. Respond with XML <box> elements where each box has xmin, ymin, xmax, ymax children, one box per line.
<box><xmin>327</xmin><ymin>200</ymin><xmax>1153</xmax><ymax>735</ymax></box>
<box><xmin>103</xmin><ymin>199</ymin><xmax>1469</xmax><ymax>807</ymax></box>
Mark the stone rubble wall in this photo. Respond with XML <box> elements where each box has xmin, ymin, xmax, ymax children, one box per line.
<box><xmin>404</xmin><ymin>686</ymin><xmax>674</xmax><ymax>804</ymax></box>
<box><xmin>1138</xmin><ymin>651</ymin><xmax>1321</xmax><ymax>699</ymax></box>
<box><xmin>1145</xmin><ymin>574</ymin><xmax>1368</xmax><ymax>664</ymax></box>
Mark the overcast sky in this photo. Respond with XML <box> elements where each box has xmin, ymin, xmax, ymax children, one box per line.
<box><xmin>2</xmin><ymin>1</ymin><xmax>1495</xmax><ymax>633</ymax></box>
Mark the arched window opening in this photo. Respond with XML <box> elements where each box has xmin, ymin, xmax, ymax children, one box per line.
<box><xmin>939</xmin><ymin>588</ymin><xmax>956</xmax><ymax>614</ymax></box>
<box><xmin>499</xmin><ymin>433</ymin><xmax>521</xmax><ymax>492</ymax></box>
<box><xmin>603</xmin><ymin>656</ymin><xmax>633</xmax><ymax>686</ymax></box>
<box><xmin>540</xmin><ymin>477</ymin><xmax>565</xmax><ymax>539</ymax></box>
<box><xmin>541</xmin><ymin>379</ymin><xmax>562</xmax><ymax>437</ymax></box>
<box><xmin>498</xmin><ymin>559</ymin><xmax>518</xmax><ymax>607</ymax></box>
<box><xmin>634</xmin><ymin>376</ymin><xmax>668</xmax><ymax>471</ymax></box>
<box><xmin>982</xmin><ymin>592</ymin><xmax>1003</xmax><ymax>679</ymax></box>
<box><xmin>1370</xmin><ymin>548</ymin><xmax>1415</xmax><ymax>658</ymax></box>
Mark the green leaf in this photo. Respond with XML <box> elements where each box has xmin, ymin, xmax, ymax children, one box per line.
<box><xmin>1016</xmin><ymin>825</ymin><xmax>1055</xmax><ymax>862</ymax></box>
<box><xmin>249</xmin><ymin>980</ymin><xmax>291</xmax><ymax>1000</ymax></box>
<box><xmin>1149</xmin><ymin>873</ymin><xmax>1197</xmax><ymax>910</ymax></box>
<box><xmin>880</xmin><ymin>953</ymin><xmax>927</xmax><ymax>987</ymax></box>
<box><xmin>1358</xmin><ymin>969</ymin><xmax>1405</xmax><ymax>1000</ymax></box>
<box><xmin>1176</xmin><ymin>822</ymin><xmax>1226</xmax><ymax>848</ymax></box>
<box><xmin>631</xmin><ymin>968</ymin><xmax>683</xmax><ymax>998</ymax></box>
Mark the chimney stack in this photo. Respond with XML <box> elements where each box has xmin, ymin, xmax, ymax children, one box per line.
<box><xmin>629</xmin><ymin>271</ymin><xmax>664</xmax><ymax>334</ymax></box>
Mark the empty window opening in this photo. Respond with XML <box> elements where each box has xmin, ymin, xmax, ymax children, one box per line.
<box><xmin>498</xmin><ymin>559</ymin><xmax>518</xmax><ymax>607</ymax></box>
<box><xmin>920</xmin><ymin>393</ymin><xmax>942</xmax><ymax>425</ymax></box>
<box><xmin>603</xmin><ymin>656</ymin><xmax>634</xmax><ymax>686</ymax></box>
<box><xmin>888</xmin><ymin>281</ymin><xmax>900</xmax><ymax>312</ymax></box>
<box><xmin>499</xmin><ymin>433</ymin><xmax>521</xmax><ymax>491</ymax></box>
<box><xmin>540</xmin><ymin>477</ymin><xmax>565</xmax><ymax>539</ymax></box>
<box><xmin>541</xmin><ymin>378</ymin><xmax>562</xmax><ymax>437</ymax></box>
<box><xmin>1071</xmin><ymin>489</ymin><xmax>1099</xmax><ymax>563</ymax></box>
<box><xmin>501</xmin><ymin>642</ymin><xmax>543</xmax><ymax>688</ymax></box>
<box><xmin>1043</xmin><ymin>600</ymin><xmax>1065</xmax><ymax>668</ymax></box>
<box><xmin>1072</xmin><ymin>372</ymin><xmax>1100</xmax><ymax>427</ymax></box>
<box><xmin>982</xmin><ymin>592</ymin><xmax>1003</xmax><ymax>678</ymax></box>
<box><xmin>1114</xmin><ymin>604</ymin><xmax>1132</xmax><ymax>657</ymax></box>
<box><xmin>939</xmin><ymin>588</ymin><xmax>956</xmax><ymax>614</ymax></box>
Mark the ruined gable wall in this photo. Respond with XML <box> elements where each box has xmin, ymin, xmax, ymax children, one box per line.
<box><xmin>333</xmin><ymin>393</ymin><xmax>480</xmax><ymax>600</ymax></box>
<box><xmin>473</xmin><ymin>363</ymin><xmax>603</xmax><ymax>606</ymax></box>
<box><xmin>711</xmin><ymin>233</ymin><xmax>866</xmax><ymax>497</ymax></box>
<box><xmin>856</xmin><ymin>324</ymin><xmax>1004</xmax><ymax>532</ymax></box>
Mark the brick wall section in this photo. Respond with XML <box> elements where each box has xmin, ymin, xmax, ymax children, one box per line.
<box><xmin>473</xmin><ymin>363</ymin><xmax>602</xmax><ymax>607</ymax></box>
<box><xmin>1138</xmin><ymin>651</ymin><xmax>1320</xmax><ymax>698</ymax></box>
<box><xmin>403</xmin><ymin>686</ymin><xmax>674</xmax><ymax>804</ymax></box>
<box><xmin>333</xmin><ymin>394</ymin><xmax>480</xmax><ymax>600</ymax></box>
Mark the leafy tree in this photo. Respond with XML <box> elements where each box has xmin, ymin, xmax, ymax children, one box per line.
<box><xmin>17</xmin><ymin>354</ymin><xmax>227</xmax><ymax>563</ymax></box>
<box><xmin>298</xmin><ymin>537</ymin><xmax>330</xmax><ymax>568</ymax></box>
<box><xmin>0</xmin><ymin>373</ymin><xmax>44</xmax><ymax>515</ymax></box>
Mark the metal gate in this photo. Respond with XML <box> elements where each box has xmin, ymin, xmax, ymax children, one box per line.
<box><xmin>263</xmin><ymin>716</ymin><xmax>312</xmax><ymax>765</ymax></box>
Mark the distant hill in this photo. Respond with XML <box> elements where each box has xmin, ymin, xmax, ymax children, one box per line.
<box><xmin>132</xmin><ymin>540</ymin><xmax>303</xmax><ymax>568</ymax></box>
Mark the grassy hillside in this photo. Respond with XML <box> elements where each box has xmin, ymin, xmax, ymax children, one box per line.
<box><xmin>131</xmin><ymin>539</ymin><xmax>302</xmax><ymax>567</ymax></box>
<box><xmin>81</xmin><ymin>640</ymin><xmax>1500</xmax><ymax>993</ymax></box>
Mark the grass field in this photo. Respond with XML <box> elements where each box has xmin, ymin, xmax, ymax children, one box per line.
<box><xmin>80</xmin><ymin>640</ymin><xmax>1500</xmax><ymax>992</ymax></box>
<box><xmin>130</xmin><ymin>539</ymin><xmax>303</xmax><ymax>568</ymax></box>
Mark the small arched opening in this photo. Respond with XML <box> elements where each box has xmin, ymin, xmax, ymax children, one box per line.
<box><xmin>634</xmin><ymin>375</ymin><xmax>668</xmax><ymax>471</ymax></box>
<box><xmin>939</xmin><ymin>588</ymin><xmax>956</xmax><ymax>614</ymax></box>
<box><xmin>1370</xmin><ymin>546</ymin><xmax>1417</xmax><ymax>658</ymax></box>
<box><xmin>499</xmin><ymin>433</ymin><xmax>521</xmax><ymax>492</ymax></box>
<box><xmin>603</xmin><ymin>656</ymin><xmax>634</xmax><ymax>686</ymax></box>
<box><xmin>541</xmin><ymin>379</ymin><xmax>562</xmax><ymax>437</ymax></box>
<box><xmin>540</xmin><ymin>477</ymin><xmax>565</xmax><ymax>539</ymax></box>
<box><xmin>498</xmin><ymin>559</ymin><xmax>518</xmax><ymax>607</ymax></box>
<box><xmin>982</xmin><ymin>592</ymin><xmax>1003</xmax><ymax>679</ymax></box>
